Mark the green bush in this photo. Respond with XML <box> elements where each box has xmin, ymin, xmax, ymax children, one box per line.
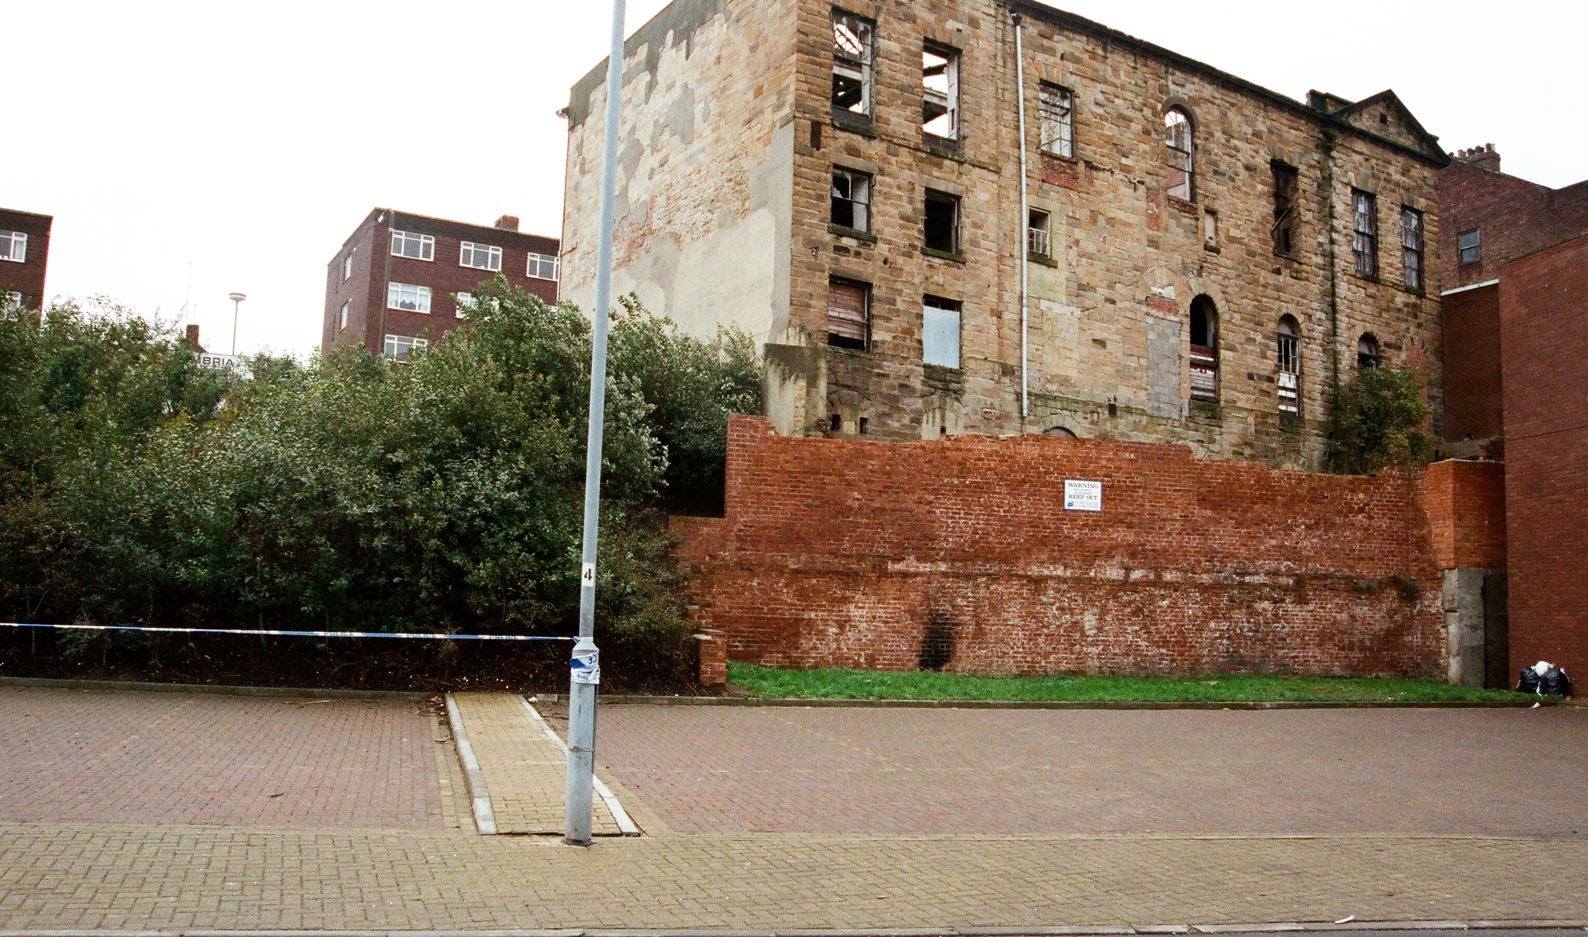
<box><xmin>1325</xmin><ymin>364</ymin><xmax>1433</xmax><ymax>475</ymax></box>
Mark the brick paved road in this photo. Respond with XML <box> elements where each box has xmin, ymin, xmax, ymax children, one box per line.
<box><xmin>594</xmin><ymin>705</ymin><xmax>1588</xmax><ymax>836</ymax></box>
<box><xmin>0</xmin><ymin>687</ymin><xmax>448</xmax><ymax>830</ymax></box>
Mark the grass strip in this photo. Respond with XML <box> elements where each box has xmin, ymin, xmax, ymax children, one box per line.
<box><xmin>728</xmin><ymin>663</ymin><xmax>1524</xmax><ymax>703</ymax></box>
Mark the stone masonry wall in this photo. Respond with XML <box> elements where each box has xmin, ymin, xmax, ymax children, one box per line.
<box><xmin>673</xmin><ymin>416</ymin><xmax>1493</xmax><ymax>679</ymax></box>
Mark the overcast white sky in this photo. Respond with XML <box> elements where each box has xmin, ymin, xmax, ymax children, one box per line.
<box><xmin>6</xmin><ymin>1</ymin><xmax>1582</xmax><ymax>358</ymax></box>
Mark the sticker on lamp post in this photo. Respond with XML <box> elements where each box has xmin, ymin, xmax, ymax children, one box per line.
<box><xmin>570</xmin><ymin>641</ymin><xmax>600</xmax><ymax>685</ymax></box>
<box><xmin>1064</xmin><ymin>479</ymin><xmax>1102</xmax><ymax>512</ymax></box>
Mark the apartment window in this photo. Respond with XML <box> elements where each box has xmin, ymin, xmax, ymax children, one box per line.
<box><xmin>1357</xmin><ymin>333</ymin><xmax>1381</xmax><ymax>369</ymax></box>
<box><xmin>0</xmin><ymin>230</ymin><xmax>25</xmax><ymax>263</ymax></box>
<box><xmin>921</xmin><ymin>42</ymin><xmax>959</xmax><ymax>140</ymax></box>
<box><xmin>922</xmin><ymin>296</ymin><xmax>961</xmax><ymax>368</ymax></box>
<box><xmin>827</xmin><ymin>277</ymin><xmax>869</xmax><ymax>350</ymax></box>
<box><xmin>387</xmin><ymin>282</ymin><xmax>432</xmax><ymax>313</ymax></box>
<box><xmin>831</xmin><ymin>168</ymin><xmax>871</xmax><ymax>233</ymax></box>
<box><xmin>832</xmin><ymin>10</ymin><xmax>874</xmax><ymax>121</ymax></box>
<box><xmin>1028</xmin><ymin>209</ymin><xmax>1052</xmax><ymax>258</ymax></box>
<box><xmin>454</xmin><ymin>292</ymin><xmax>473</xmax><ymax>317</ymax></box>
<box><xmin>1352</xmin><ymin>190</ymin><xmax>1378</xmax><ymax>278</ymax></box>
<box><xmin>527</xmin><ymin>252</ymin><xmax>559</xmax><ymax>280</ymax></box>
<box><xmin>339</xmin><ymin>301</ymin><xmax>349</xmax><ymax>330</ymax></box>
<box><xmin>342</xmin><ymin>253</ymin><xmax>353</xmax><ymax>281</ymax></box>
<box><xmin>1164</xmin><ymin>108</ymin><xmax>1194</xmax><ymax>201</ymax></box>
<box><xmin>1189</xmin><ymin>295</ymin><xmax>1218</xmax><ymax>402</ymax></box>
<box><xmin>1039</xmin><ymin>83</ymin><xmax>1073</xmax><ymax>158</ymax></box>
<box><xmin>1276</xmin><ymin>316</ymin><xmax>1301</xmax><ymax>417</ymax></box>
<box><xmin>1401</xmin><ymin>207</ymin><xmax>1424</xmax><ymax>292</ymax></box>
<box><xmin>383</xmin><ymin>334</ymin><xmax>429</xmax><ymax>362</ymax></box>
<box><xmin>390</xmin><ymin>230</ymin><xmax>434</xmax><ymax>261</ymax></box>
<box><xmin>3</xmin><ymin>291</ymin><xmax>21</xmax><ymax>311</ymax></box>
<box><xmin>1458</xmin><ymin>228</ymin><xmax>1481</xmax><ymax>265</ymax></box>
<box><xmin>924</xmin><ymin>189</ymin><xmax>960</xmax><ymax>254</ymax></box>
<box><xmin>1272</xmin><ymin>162</ymin><xmax>1298</xmax><ymax>256</ymax></box>
<box><xmin>460</xmin><ymin>242</ymin><xmax>502</xmax><ymax>272</ymax></box>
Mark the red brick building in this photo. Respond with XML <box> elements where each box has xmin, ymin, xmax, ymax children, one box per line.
<box><xmin>1438</xmin><ymin>148</ymin><xmax>1588</xmax><ymax>684</ymax></box>
<box><xmin>322</xmin><ymin>209</ymin><xmax>560</xmax><ymax>358</ymax></box>
<box><xmin>0</xmin><ymin>207</ymin><xmax>53</xmax><ymax>313</ymax></box>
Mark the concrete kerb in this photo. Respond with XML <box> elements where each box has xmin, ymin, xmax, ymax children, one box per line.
<box><xmin>0</xmin><ymin>923</ymin><xmax>1583</xmax><ymax>937</ymax></box>
<box><xmin>442</xmin><ymin>692</ymin><xmax>499</xmax><ymax>835</ymax></box>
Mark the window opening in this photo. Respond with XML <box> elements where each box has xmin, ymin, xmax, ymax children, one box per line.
<box><xmin>339</xmin><ymin>300</ymin><xmax>349</xmax><ymax>330</ymax></box>
<box><xmin>1272</xmin><ymin>162</ymin><xmax>1298</xmax><ymax>255</ymax></box>
<box><xmin>390</xmin><ymin>230</ymin><xmax>434</xmax><ymax>261</ymax></box>
<box><xmin>1028</xmin><ymin>208</ymin><xmax>1051</xmax><ymax>258</ymax></box>
<box><xmin>342</xmin><ymin>253</ymin><xmax>353</xmax><ymax>281</ymax></box>
<box><xmin>921</xmin><ymin>43</ymin><xmax>959</xmax><ymax>140</ymax></box>
<box><xmin>1164</xmin><ymin>108</ymin><xmax>1194</xmax><ymax>201</ymax></box>
<box><xmin>1277</xmin><ymin>316</ymin><xmax>1300</xmax><ymax>416</ymax></box>
<box><xmin>383</xmin><ymin>334</ymin><xmax>428</xmax><ymax>362</ymax></box>
<box><xmin>527</xmin><ymin>252</ymin><xmax>559</xmax><ymax>280</ymax></box>
<box><xmin>1458</xmin><ymin>228</ymin><xmax>1481</xmax><ymax>265</ymax></box>
<box><xmin>455</xmin><ymin>292</ymin><xmax>473</xmax><ymax>317</ymax></box>
<box><xmin>1188</xmin><ymin>295</ymin><xmax>1218</xmax><ymax>402</ymax></box>
<box><xmin>387</xmin><ymin>282</ymin><xmax>432</xmax><ymax>313</ymax></box>
<box><xmin>1401</xmin><ymin>207</ymin><xmax>1423</xmax><ymax>291</ymax></box>
<box><xmin>460</xmin><ymin>241</ymin><xmax>502</xmax><ymax>272</ymax></box>
<box><xmin>922</xmin><ymin>295</ymin><xmax>961</xmax><ymax>368</ymax></box>
<box><xmin>1357</xmin><ymin>333</ymin><xmax>1381</xmax><ymax>369</ymax></box>
<box><xmin>831</xmin><ymin>168</ymin><xmax>871</xmax><ymax>232</ymax></box>
<box><xmin>0</xmin><ymin>230</ymin><xmax>26</xmax><ymax>263</ymax></box>
<box><xmin>1203</xmin><ymin>209</ymin><xmax>1219</xmax><ymax>250</ymax></box>
<box><xmin>924</xmin><ymin>189</ymin><xmax>960</xmax><ymax>254</ymax></box>
<box><xmin>827</xmin><ymin>277</ymin><xmax>869</xmax><ymax>350</ymax></box>
<box><xmin>4</xmin><ymin>291</ymin><xmax>22</xmax><ymax>311</ymax></box>
<box><xmin>832</xmin><ymin>10</ymin><xmax>874</xmax><ymax>120</ymax></box>
<box><xmin>1352</xmin><ymin>190</ymin><xmax>1378</xmax><ymax>277</ymax></box>
<box><xmin>1038</xmin><ymin>84</ymin><xmax>1073</xmax><ymax>158</ymax></box>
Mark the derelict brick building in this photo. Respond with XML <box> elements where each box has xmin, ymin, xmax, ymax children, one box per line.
<box><xmin>560</xmin><ymin>0</ymin><xmax>1448</xmax><ymax>469</ymax></box>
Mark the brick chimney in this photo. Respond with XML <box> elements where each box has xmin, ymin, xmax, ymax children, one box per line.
<box><xmin>184</xmin><ymin>323</ymin><xmax>205</xmax><ymax>353</ymax></box>
<box><xmin>1453</xmin><ymin>143</ymin><xmax>1501</xmax><ymax>173</ymax></box>
<box><xmin>494</xmin><ymin>214</ymin><xmax>520</xmax><ymax>231</ymax></box>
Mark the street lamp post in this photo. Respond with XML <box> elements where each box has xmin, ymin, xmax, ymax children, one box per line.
<box><xmin>227</xmin><ymin>292</ymin><xmax>247</xmax><ymax>356</ymax></box>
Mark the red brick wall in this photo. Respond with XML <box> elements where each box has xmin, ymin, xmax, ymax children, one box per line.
<box><xmin>1439</xmin><ymin>160</ymin><xmax>1588</xmax><ymax>289</ymax></box>
<box><xmin>1500</xmin><ymin>234</ymin><xmax>1588</xmax><ymax>680</ymax></box>
<box><xmin>675</xmin><ymin>416</ymin><xmax>1470</xmax><ymax>678</ymax></box>
<box><xmin>1440</xmin><ymin>284</ymin><xmax>1504</xmax><ymax>443</ymax></box>
<box><xmin>1421</xmin><ymin>460</ymin><xmax>1506</xmax><ymax>570</ymax></box>
<box><xmin>0</xmin><ymin>208</ymin><xmax>52</xmax><ymax>311</ymax></box>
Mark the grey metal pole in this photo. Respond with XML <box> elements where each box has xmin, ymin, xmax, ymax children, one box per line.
<box><xmin>565</xmin><ymin>0</ymin><xmax>626</xmax><ymax>847</ymax></box>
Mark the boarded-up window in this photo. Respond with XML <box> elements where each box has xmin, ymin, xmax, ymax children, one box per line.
<box><xmin>1277</xmin><ymin>316</ymin><xmax>1300</xmax><ymax>416</ymax></box>
<box><xmin>828</xmin><ymin>278</ymin><xmax>869</xmax><ymax>350</ymax></box>
<box><xmin>922</xmin><ymin>295</ymin><xmax>961</xmax><ymax>368</ymax></box>
<box><xmin>1189</xmin><ymin>295</ymin><xmax>1218</xmax><ymax>402</ymax></box>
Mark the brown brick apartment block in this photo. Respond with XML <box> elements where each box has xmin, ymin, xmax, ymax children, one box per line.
<box><xmin>323</xmin><ymin>209</ymin><xmax>560</xmax><ymax>358</ymax></box>
<box><xmin>561</xmin><ymin>0</ymin><xmax>1448</xmax><ymax>468</ymax></box>
<box><xmin>0</xmin><ymin>207</ymin><xmax>53</xmax><ymax>313</ymax></box>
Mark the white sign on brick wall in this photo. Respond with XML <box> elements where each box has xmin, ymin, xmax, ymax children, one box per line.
<box><xmin>1064</xmin><ymin>479</ymin><xmax>1102</xmax><ymax>512</ymax></box>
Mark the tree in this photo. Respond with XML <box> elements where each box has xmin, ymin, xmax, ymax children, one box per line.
<box><xmin>1325</xmin><ymin>364</ymin><xmax>1433</xmax><ymax>475</ymax></box>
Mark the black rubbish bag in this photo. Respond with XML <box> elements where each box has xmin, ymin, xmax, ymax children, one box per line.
<box><xmin>1541</xmin><ymin>666</ymin><xmax>1573</xmax><ymax>698</ymax></box>
<box><xmin>1517</xmin><ymin>666</ymin><xmax>1542</xmax><ymax>694</ymax></box>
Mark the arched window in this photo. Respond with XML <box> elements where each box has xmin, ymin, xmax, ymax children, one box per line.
<box><xmin>1189</xmin><ymin>295</ymin><xmax>1218</xmax><ymax>402</ymax></box>
<box><xmin>1277</xmin><ymin>316</ymin><xmax>1301</xmax><ymax>416</ymax></box>
<box><xmin>1164</xmin><ymin>108</ymin><xmax>1194</xmax><ymax>200</ymax></box>
<box><xmin>1357</xmin><ymin>333</ymin><xmax>1381</xmax><ymax>369</ymax></box>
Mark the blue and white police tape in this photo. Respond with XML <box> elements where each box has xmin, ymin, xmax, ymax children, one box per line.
<box><xmin>0</xmin><ymin>622</ymin><xmax>574</xmax><ymax>642</ymax></box>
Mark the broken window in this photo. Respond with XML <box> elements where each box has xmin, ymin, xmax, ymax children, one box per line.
<box><xmin>1272</xmin><ymin>162</ymin><xmax>1298</xmax><ymax>256</ymax></box>
<box><xmin>1352</xmin><ymin>190</ymin><xmax>1378</xmax><ymax>278</ymax></box>
<box><xmin>1401</xmin><ymin>207</ymin><xmax>1424</xmax><ymax>292</ymax></box>
<box><xmin>1164</xmin><ymin>108</ymin><xmax>1194</xmax><ymax>201</ymax></box>
<box><xmin>827</xmin><ymin>277</ymin><xmax>869</xmax><ymax>350</ymax></box>
<box><xmin>1458</xmin><ymin>228</ymin><xmax>1481</xmax><ymax>265</ymax></box>
<box><xmin>1357</xmin><ymin>333</ymin><xmax>1380</xmax><ymax>369</ymax></box>
<box><xmin>831</xmin><ymin>167</ymin><xmax>872</xmax><ymax>233</ymax></box>
<box><xmin>1039</xmin><ymin>83</ymin><xmax>1074</xmax><ymax>158</ymax></box>
<box><xmin>832</xmin><ymin>10</ymin><xmax>874</xmax><ymax>121</ymax></box>
<box><xmin>924</xmin><ymin>189</ymin><xmax>960</xmax><ymax>254</ymax></box>
<box><xmin>1188</xmin><ymin>295</ymin><xmax>1218</xmax><ymax>402</ymax></box>
<box><xmin>921</xmin><ymin>42</ymin><xmax>960</xmax><ymax>140</ymax></box>
<box><xmin>1028</xmin><ymin>208</ymin><xmax>1051</xmax><ymax>258</ymax></box>
<box><xmin>1276</xmin><ymin>315</ymin><xmax>1301</xmax><ymax>417</ymax></box>
<box><xmin>922</xmin><ymin>295</ymin><xmax>961</xmax><ymax>368</ymax></box>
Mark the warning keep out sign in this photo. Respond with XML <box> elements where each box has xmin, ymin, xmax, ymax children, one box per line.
<box><xmin>1064</xmin><ymin>479</ymin><xmax>1102</xmax><ymax>512</ymax></box>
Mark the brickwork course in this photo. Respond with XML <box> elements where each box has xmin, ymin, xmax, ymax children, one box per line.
<box><xmin>562</xmin><ymin>0</ymin><xmax>1447</xmax><ymax>469</ymax></box>
<box><xmin>321</xmin><ymin>208</ymin><xmax>560</xmax><ymax>357</ymax></box>
<box><xmin>2</xmin><ymin>685</ymin><xmax>1587</xmax><ymax>933</ymax></box>
<box><xmin>675</xmin><ymin>416</ymin><xmax>1503</xmax><ymax>678</ymax></box>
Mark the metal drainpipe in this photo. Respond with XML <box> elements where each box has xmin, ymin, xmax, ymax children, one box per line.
<box><xmin>1013</xmin><ymin>9</ymin><xmax>1030</xmax><ymax>425</ymax></box>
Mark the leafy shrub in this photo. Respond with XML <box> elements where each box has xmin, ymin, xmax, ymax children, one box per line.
<box><xmin>1325</xmin><ymin>364</ymin><xmax>1433</xmax><ymax>475</ymax></box>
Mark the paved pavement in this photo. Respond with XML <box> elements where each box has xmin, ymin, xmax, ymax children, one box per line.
<box><xmin>0</xmin><ymin>684</ymin><xmax>1585</xmax><ymax>933</ymax></box>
